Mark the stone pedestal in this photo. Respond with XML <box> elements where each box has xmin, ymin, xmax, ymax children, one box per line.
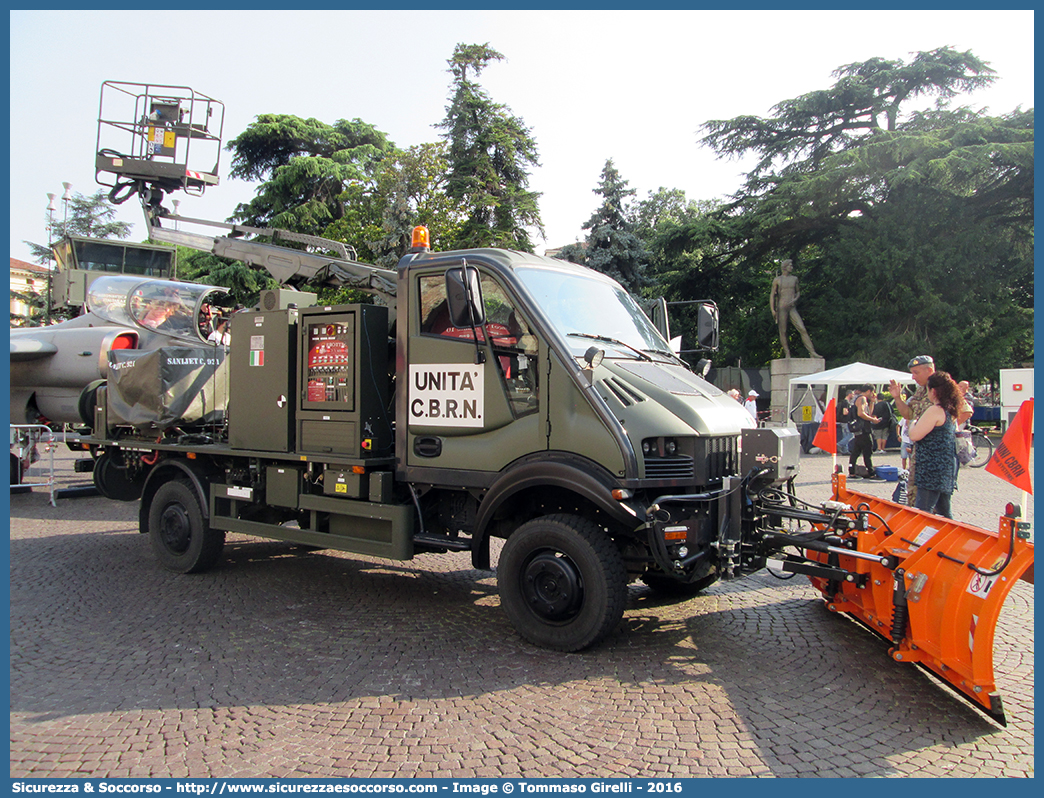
<box><xmin>770</xmin><ymin>357</ymin><xmax>825</xmax><ymax>424</ymax></box>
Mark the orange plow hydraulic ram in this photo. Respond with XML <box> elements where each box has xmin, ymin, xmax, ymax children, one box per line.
<box><xmin>755</xmin><ymin>474</ymin><xmax>1033</xmax><ymax>725</ymax></box>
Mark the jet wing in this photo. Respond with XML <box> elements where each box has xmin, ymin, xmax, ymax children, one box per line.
<box><xmin>10</xmin><ymin>337</ymin><xmax>59</xmax><ymax>362</ymax></box>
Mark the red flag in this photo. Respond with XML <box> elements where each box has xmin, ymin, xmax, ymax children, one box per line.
<box><xmin>812</xmin><ymin>398</ymin><xmax>837</xmax><ymax>454</ymax></box>
<box><xmin>985</xmin><ymin>398</ymin><xmax>1034</xmax><ymax>494</ymax></box>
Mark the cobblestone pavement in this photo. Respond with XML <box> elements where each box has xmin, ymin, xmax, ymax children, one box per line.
<box><xmin>9</xmin><ymin>444</ymin><xmax>1033</xmax><ymax>778</ymax></box>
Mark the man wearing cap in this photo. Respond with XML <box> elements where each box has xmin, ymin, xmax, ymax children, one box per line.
<box><xmin>889</xmin><ymin>356</ymin><xmax>971</xmax><ymax>504</ymax></box>
<box><xmin>744</xmin><ymin>390</ymin><xmax>759</xmax><ymax>422</ymax></box>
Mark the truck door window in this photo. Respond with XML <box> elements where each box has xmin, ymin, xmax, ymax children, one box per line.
<box><xmin>419</xmin><ymin>273</ymin><xmax>539</xmax><ymax>418</ymax></box>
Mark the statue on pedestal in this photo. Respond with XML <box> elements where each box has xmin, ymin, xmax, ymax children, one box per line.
<box><xmin>770</xmin><ymin>259</ymin><xmax>820</xmax><ymax>359</ymax></box>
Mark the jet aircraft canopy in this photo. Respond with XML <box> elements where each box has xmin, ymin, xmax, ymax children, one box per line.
<box><xmin>87</xmin><ymin>275</ymin><xmax>230</xmax><ymax>343</ymax></box>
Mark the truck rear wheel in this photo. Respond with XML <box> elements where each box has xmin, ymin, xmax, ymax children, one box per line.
<box><xmin>498</xmin><ymin>514</ymin><xmax>626</xmax><ymax>651</ymax></box>
<box><xmin>147</xmin><ymin>479</ymin><xmax>224</xmax><ymax>573</ymax></box>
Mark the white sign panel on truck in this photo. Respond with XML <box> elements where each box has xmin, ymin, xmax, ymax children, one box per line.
<box><xmin>408</xmin><ymin>364</ymin><xmax>485</xmax><ymax>428</ymax></box>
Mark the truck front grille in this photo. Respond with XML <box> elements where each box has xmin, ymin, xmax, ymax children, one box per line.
<box><xmin>641</xmin><ymin>436</ymin><xmax>740</xmax><ymax>484</ymax></box>
<box><xmin>643</xmin><ymin>455</ymin><xmax>695</xmax><ymax>480</ymax></box>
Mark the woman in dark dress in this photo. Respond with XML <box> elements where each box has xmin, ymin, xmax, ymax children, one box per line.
<box><xmin>908</xmin><ymin>371</ymin><xmax>960</xmax><ymax>518</ymax></box>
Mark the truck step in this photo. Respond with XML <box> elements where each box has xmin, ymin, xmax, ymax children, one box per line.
<box><xmin>412</xmin><ymin>533</ymin><xmax>472</xmax><ymax>552</ymax></box>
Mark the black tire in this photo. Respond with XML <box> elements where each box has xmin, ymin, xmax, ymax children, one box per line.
<box><xmin>642</xmin><ymin>570</ymin><xmax>718</xmax><ymax>598</ymax></box>
<box><xmin>147</xmin><ymin>479</ymin><xmax>224</xmax><ymax>573</ymax></box>
<box><xmin>10</xmin><ymin>453</ymin><xmax>23</xmax><ymax>486</ymax></box>
<box><xmin>968</xmin><ymin>430</ymin><xmax>993</xmax><ymax>468</ymax></box>
<box><xmin>498</xmin><ymin>514</ymin><xmax>627</xmax><ymax>651</ymax></box>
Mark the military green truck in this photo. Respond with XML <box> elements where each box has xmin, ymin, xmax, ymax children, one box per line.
<box><xmin>83</xmin><ymin>219</ymin><xmax>808</xmax><ymax>651</ymax></box>
<box><xmin>79</xmin><ymin>81</ymin><xmax>806</xmax><ymax>652</ymax></box>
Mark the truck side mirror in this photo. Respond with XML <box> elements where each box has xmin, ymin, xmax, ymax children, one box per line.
<box><xmin>650</xmin><ymin>297</ymin><xmax>670</xmax><ymax>342</ymax></box>
<box><xmin>697</xmin><ymin>302</ymin><xmax>719</xmax><ymax>351</ymax></box>
<box><xmin>445</xmin><ymin>264</ymin><xmax>485</xmax><ymax>328</ymax></box>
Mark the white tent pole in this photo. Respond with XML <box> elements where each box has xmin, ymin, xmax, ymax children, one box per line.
<box><xmin>829</xmin><ymin>383</ymin><xmax>838</xmax><ymax>473</ymax></box>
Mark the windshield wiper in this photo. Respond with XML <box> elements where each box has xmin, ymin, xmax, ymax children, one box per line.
<box><xmin>568</xmin><ymin>333</ymin><xmax>653</xmax><ymax>361</ymax></box>
<box><xmin>641</xmin><ymin>348</ymin><xmax>689</xmax><ymax>366</ymax></box>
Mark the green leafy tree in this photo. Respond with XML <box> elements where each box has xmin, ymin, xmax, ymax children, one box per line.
<box><xmin>558</xmin><ymin>160</ymin><xmax>649</xmax><ymax>293</ymax></box>
<box><xmin>322</xmin><ymin>142</ymin><xmax>466</xmax><ymax>269</ymax></box>
<box><xmin>10</xmin><ymin>289</ymin><xmax>45</xmax><ymax>327</ymax></box>
<box><xmin>439</xmin><ymin>43</ymin><xmax>543</xmax><ymax>251</ymax></box>
<box><xmin>668</xmin><ymin>47</ymin><xmax>1032</xmax><ymax>376</ymax></box>
<box><xmin>632</xmin><ymin>187</ymin><xmax>700</xmax><ymax>238</ymax></box>
<box><xmin>23</xmin><ymin>190</ymin><xmax>132</xmax><ymax>262</ymax></box>
<box><xmin>180</xmin><ymin>114</ymin><xmax>393</xmax><ymax>304</ymax></box>
<box><xmin>799</xmin><ymin>183</ymin><xmax>1032</xmax><ymax>379</ymax></box>
<box><xmin>174</xmin><ymin>247</ymin><xmax>277</xmax><ymax>309</ymax></box>
<box><xmin>633</xmin><ymin>188</ymin><xmax>720</xmax><ymax>285</ymax></box>
<box><xmin>703</xmin><ymin>47</ymin><xmax>996</xmax><ymax>177</ymax></box>
<box><xmin>698</xmin><ymin>47</ymin><xmax>1010</xmax><ymax>264</ymax></box>
<box><xmin>225</xmin><ymin>115</ymin><xmax>393</xmax><ymax>236</ymax></box>
<box><xmin>629</xmin><ymin>191</ymin><xmax>758</xmax><ymax>363</ymax></box>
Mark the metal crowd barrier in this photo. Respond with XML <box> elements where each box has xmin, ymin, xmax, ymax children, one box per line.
<box><xmin>10</xmin><ymin>424</ymin><xmax>56</xmax><ymax>507</ymax></box>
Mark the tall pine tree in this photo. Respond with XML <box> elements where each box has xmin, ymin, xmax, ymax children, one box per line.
<box><xmin>439</xmin><ymin>43</ymin><xmax>543</xmax><ymax>251</ymax></box>
<box><xmin>560</xmin><ymin>160</ymin><xmax>649</xmax><ymax>293</ymax></box>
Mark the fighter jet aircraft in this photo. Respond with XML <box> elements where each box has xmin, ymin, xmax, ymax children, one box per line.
<box><xmin>10</xmin><ymin>274</ymin><xmax>230</xmax><ymax>426</ymax></box>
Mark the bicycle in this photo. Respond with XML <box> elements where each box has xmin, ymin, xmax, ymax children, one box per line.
<box><xmin>966</xmin><ymin>424</ymin><xmax>994</xmax><ymax>468</ymax></box>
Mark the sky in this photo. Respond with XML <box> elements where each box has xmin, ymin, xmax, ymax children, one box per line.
<box><xmin>7</xmin><ymin>8</ymin><xmax>1036</xmax><ymax>265</ymax></box>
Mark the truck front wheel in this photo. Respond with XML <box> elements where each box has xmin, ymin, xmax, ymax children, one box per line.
<box><xmin>498</xmin><ymin>514</ymin><xmax>627</xmax><ymax>651</ymax></box>
<box><xmin>147</xmin><ymin>479</ymin><xmax>224</xmax><ymax>574</ymax></box>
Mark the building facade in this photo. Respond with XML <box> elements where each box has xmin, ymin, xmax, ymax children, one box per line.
<box><xmin>10</xmin><ymin>257</ymin><xmax>51</xmax><ymax>326</ymax></box>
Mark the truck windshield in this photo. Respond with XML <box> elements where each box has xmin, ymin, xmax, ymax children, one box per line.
<box><xmin>516</xmin><ymin>266</ymin><xmax>671</xmax><ymax>359</ymax></box>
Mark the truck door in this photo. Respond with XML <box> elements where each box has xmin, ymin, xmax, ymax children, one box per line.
<box><xmin>405</xmin><ymin>268</ymin><xmax>542</xmax><ymax>478</ymax></box>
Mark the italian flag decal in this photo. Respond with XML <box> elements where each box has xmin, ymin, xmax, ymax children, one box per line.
<box><xmin>250</xmin><ymin>350</ymin><xmax>264</xmax><ymax>367</ymax></box>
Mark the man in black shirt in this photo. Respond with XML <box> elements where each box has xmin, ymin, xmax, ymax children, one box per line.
<box><xmin>836</xmin><ymin>388</ymin><xmax>855</xmax><ymax>455</ymax></box>
<box><xmin>872</xmin><ymin>394</ymin><xmax>894</xmax><ymax>452</ymax></box>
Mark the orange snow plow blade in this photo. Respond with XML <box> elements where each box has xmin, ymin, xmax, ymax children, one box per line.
<box><xmin>806</xmin><ymin>474</ymin><xmax>1034</xmax><ymax>725</ymax></box>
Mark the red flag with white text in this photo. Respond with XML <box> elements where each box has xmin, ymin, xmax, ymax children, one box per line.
<box><xmin>985</xmin><ymin>398</ymin><xmax>1034</xmax><ymax>494</ymax></box>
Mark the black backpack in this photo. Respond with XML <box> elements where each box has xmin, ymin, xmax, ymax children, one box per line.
<box><xmin>873</xmin><ymin>401</ymin><xmax>893</xmax><ymax>430</ymax></box>
<box><xmin>836</xmin><ymin>398</ymin><xmax>850</xmax><ymax>423</ymax></box>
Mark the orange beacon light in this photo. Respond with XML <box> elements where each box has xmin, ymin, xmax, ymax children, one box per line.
<box><xmin>411</xmin><ymin>225</ymin><xmax>431</xmax><ymax>252</ymax></box>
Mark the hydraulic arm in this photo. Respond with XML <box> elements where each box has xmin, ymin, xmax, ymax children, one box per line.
<box><xmin>142</xmin><ymin>203</ymin><xmax>399</xmax><ymax>312</ymax></box>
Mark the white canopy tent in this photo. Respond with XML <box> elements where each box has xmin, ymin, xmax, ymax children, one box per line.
<box><xmin>787</xmin><ymin>361</ymin><xmax>918</xmax><ymax>428</ymax></box>
<box><xmin>787</xmin><ymin>362</ymin><xmax>918</xmax><ymax>467</ymax></box>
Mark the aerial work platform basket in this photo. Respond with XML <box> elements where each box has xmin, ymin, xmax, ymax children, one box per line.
<box><xmin>95</xmin><ymin>81</ymin><xmax>224</xmax><ymax>204</ymax></box>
